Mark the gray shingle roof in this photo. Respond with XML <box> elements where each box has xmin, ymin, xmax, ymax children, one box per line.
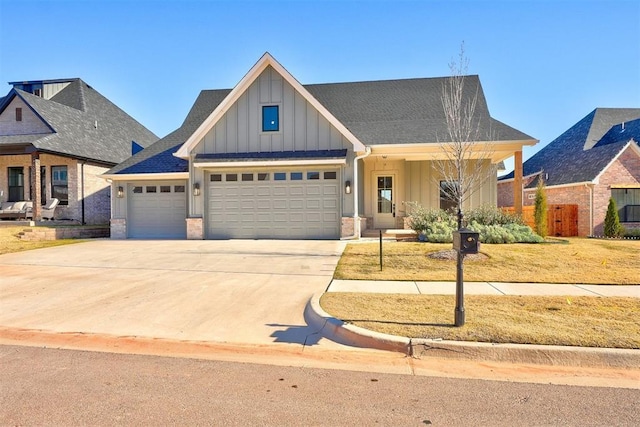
<box><xmin>500</xmin><ymin>108</ymin><xmax>640</xmax><ymax>186</ymax></box>
<box><xmin>106</xmin><ymin>89</ymin><xmax>231</xmax><ymax>174</ymax></box>
<box><xmin>108</xmin><ymin>75</ymin><xmax>534</xmax><ymax>175</ymax></box>
<box><xmin>0</xmin><ymin>79</ymin><xmax>158</xmax><ymax>165</ymax></box>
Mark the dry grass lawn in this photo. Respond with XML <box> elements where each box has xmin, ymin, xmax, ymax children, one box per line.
<box><xmin>335</xmin><ymin>238</ymin><xmax>640</xmax><ymax>284</ymax></box>
<box><xmin>0</xmin><ymin>226</ymin><xmax>82</xmax><ymax>255</ymax></box>
<box><xmin>321</xmin><ymin>293</ymin><xmax>640</xmax><ymax>349</ymax></box>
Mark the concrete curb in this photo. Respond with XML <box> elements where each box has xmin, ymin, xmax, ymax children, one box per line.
<box><xmin>305</xmin><ymin>292</ymin><xmax>640</xmax><ymax>369</ymax></box>
<box><xmin>304</xmin><ymin>293</ymin><xmax>411</xmax><ymax>354</ymax></box>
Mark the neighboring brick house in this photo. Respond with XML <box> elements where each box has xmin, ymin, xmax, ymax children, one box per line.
<box><xmin>103</xmin><ymin>53</ymin><xmax>535</xmax><ymax>239</ymax></box>
<box><xmin>498</xmin><ymin>108</ymin><xmax>640</xmax><ymax>236</ymax></box>
<box><xmin>0</xmin><ymin>78</ymin><xmax>158</xmax><ymax>224</ymax></box>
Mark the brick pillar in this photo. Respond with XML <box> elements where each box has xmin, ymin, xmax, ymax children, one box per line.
<box><xmin>514</xmin><ymin>150</ymin><xmax>523</xmax><ymax>215</ymax></box>
<box><xmin>31</xmin><ymin>152</ymin><xmax>41</xmax><ymax>220</ymax></box>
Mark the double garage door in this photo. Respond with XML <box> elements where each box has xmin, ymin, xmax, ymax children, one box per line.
<box><xmin>207</xmin><ymin>169</ymin><xmax>340</xmax><ymax>239</ymax></box>
<box><xmin>127</xmin><ymin>181</ymin><xmax>187</xmax><ymax>239</ymax></box>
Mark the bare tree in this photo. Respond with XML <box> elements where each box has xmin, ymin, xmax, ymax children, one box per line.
<box><xmin>434</xmin><ymin>43</ymin><xmax>496</xmax><ymax>228</ymax></box>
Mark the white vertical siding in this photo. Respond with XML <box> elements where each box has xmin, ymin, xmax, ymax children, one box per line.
<box><xmin>193</xmin><ymin>65</ymin><xmax>352</xmax><ymax>155</ymax></box>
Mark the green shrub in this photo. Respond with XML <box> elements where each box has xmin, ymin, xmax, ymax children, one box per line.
<box><xmin>407</xmin><ymin>202</ymin><xmax>542</xmax><ymax>243</ymax></box>
<box><xmin>604</xmin><ymin>198</ymin><xmax>623</xmax><ymax>237</ymax></box>
<box><xmin>465</xmin><ymin>205</ymin><xmax>524</xmax><ymax>226</ymax></box>
<box><xmin>534</xmin><ymin>177</ymin><xmax>548</xmax><ymax>238</ymax></box>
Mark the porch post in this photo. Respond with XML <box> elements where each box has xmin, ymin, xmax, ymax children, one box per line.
<box><xmin>514</xmin><ymin>150</ymin><xmax>523</xmax><ymax>215</ymax></box>
<box><xmin>31</xmin><ymin>152</ymin><xmax>41</xmax><ymax>221</ymax></box>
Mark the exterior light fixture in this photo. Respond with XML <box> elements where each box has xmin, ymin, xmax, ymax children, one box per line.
<box><xmin>345</xmin><ymin>180</ymin><xmax>351</xmax><ymax>195</ymax></box>
<box><xmin>117</xmin><ymin>186</ymin><xmax>124</xmax><ymax>198</ymax></box>
<box><xmin>193</xmin><ymin>182</ymin><xmax>201</xmax><ymax>196</ymax></box>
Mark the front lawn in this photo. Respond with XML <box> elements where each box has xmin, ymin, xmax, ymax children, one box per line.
<box><xmin>321</xmin><ymin>294</ymin><xmax>640</xmax><ymax>348</ymax></box>
<box><xmin>334</xmin><ymin>238</ymin><xmax>639</xmax><ymax>284</ymax></box>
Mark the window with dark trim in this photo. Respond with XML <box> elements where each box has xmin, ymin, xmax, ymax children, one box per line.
<box><xmin>290</xmin><ymin>172</ymin><xmax>303</xmax><ymax>180</ymax></box>
<box><xmin>210</xmin><ymin>174</ymin><xmax>222</xmax><ymax>182</ymax></box>
<box><xmin>257</xmin><ymin>173</ymin><xmax>269</xmax><ymax>181</ymax></box>
<box><xmin>133</xmin><ymin>186</ymin><xmax>143</xmax><ymax>194</ymax></box>
<box><xmin>226</xmin><ymin>174</ymin><xmax>238</xmax><ymax>182</ymax></box>
<box><xmin>15</xmin><ymin>108</ymin><xmax>22</xmax><ymax>122</ymax></box>
<box><xmin>160</xmin><ymin>186</ymin><xmax>171</xmax><ymax>193</ymax></box>
<box><xmin>40</xmin><ymin>166</ymin><xmax>46</xmax><ymax>205</ymax></box>
<box><xmin>241</xmin><ymin>173</ymin><xmax>254</xmax><ymax>181</ymax></box>
<box><xmin>274</xmin><ymin>172</ymin><xmax>286</xmax><ymax>181</ymax></box>
<box><xmin>174</xmin><ymin>185</ymin><xmax>185</xmax><ymax>193</ymax></box>
<box><xmin>307</xmin><ymin>172</ymin><xmax>320</xmax><ymax>180</ymax></box>
<box><xmin>439</xmin><ymin>180</ymin><xmax>459</xmax><ymax>212</ymax></box>
<box><xmin>262</xmin><ymin>105</ymin><xmax>279</xmax><ymax>132</ymax></box>
<box><xmin>146</xmin><ymin>186</ymin><xmax>157</xmax><ymax>193</ymax></box>
<box><xmin>612</xmin><ymin>188</ymin><xmax>640</xmax><ymax>222</ymax></box>
<box><xmin>8</xmin><ymin>167</ymin><xmax>24</xmax><ymax>202</ymax></box>
<box><xmin>51</xmin><ymin>166</ymin><xmax>68</xmax><ymax>205</ymax></box>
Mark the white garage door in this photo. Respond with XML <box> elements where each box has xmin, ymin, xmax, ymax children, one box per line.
<box><xmin>207</xmin><ymin>169</ymin><xmax>340</xmax><ymax>239</ymax></box>
<box><xmin>128</xmin><ymin>181</ymin><xmax>187</xmax><ymax>239</ymax></box>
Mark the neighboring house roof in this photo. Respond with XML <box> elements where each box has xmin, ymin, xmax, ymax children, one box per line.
<box><xmin>0</xmin><ymin>78</ymin><xmax>158</xmax><ymax>165</ymax></box>
<box><xmin>108</xmin><ymin>54</ymin><xmax>534</xmax><ymax>176</ymax></box>
<box><xmin>500</xmin><ymin>108</ymin><xmax>640</xmax><ymax>187</ymax></box>
<box><xmin>106</xmin><ymin>89</ymin><xmax>231</xmax><ymax>175</ymax></box>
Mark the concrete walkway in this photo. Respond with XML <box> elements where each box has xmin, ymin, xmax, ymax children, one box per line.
<box><xmin>328</xmin><ymin>280</ymin><xmax>640</xmax><ymax>297</ymax></box>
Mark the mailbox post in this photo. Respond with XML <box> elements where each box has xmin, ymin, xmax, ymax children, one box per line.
<box><xmin>452</xmin><ymin>228</ymin><xmax>480</xmax><ymax>327</ymax></box>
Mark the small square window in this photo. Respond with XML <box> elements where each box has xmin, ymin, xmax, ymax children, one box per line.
<box><xmin>160</xmin><ymin>186</ymin><xmax>171</xmax><ymax>193</ymax></box>
<box><xmin>174</xmin><ymin>185</ymin><xmax>185</xmax><ymax>193</ymax></box>
<box><xmin>226</xmin><ymin>174</ymin><xmax>238</xmax><ymax>182</ymax></box>
<box><xmin>262</xmin><ymin>105</ymin><xmax>279</xmax><ymax>132</ymax></box>
<box><xmin>274</xmin><ymin>172</ymin><xmax>286</xmax><ymax>181</ymax></box>
<box><xmin>291</xmin><ymin>172</ymin><xmax>303</xmax><ymax>180</ymax></box>
<box><xmin>242</xmin><ymin>173</ymin><xmax>254</xmax><ymax>181</ymax></box>
<box><xmin>133</xmin><ymin>186</ymin><xmax>143</xmax><ymax>194</ymax></box>
<box><xmin>324</xmin><ymin>171</ymin><xmax>337</xmax><ymax>180</ymax></box>
<box><xmin>307</xmin><ymin>172</ymin><xmax>320</xmax><ymax>180</ymax></box>
<box><xmin>210</xmin><ymin>174</ymin><xmax>222</xmax><ymax>182</ymax></box>
<box><xmin>146</xmin><ymin>186</ymin><xmax>157</xmax><ymax>193</ymax></box>
<box><xmin>258</xmin><ymin>173</ymin><xmax>269</xmax><ymax>181</ymax></box>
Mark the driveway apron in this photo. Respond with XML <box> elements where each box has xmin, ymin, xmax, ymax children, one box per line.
<box><xmin>0</xmin><ymin>240</ymin><xmax>346</xmax><ymax>349</ymax></box>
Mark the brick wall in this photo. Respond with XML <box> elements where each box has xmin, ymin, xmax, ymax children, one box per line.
<box><xmin>524</xmin><ymin>184</ymin><xmax>592</xmax><ymax>236</ymax></box>
<box><xmin>593</xmin><ymin>145</ymin><xmax>640</xmax><ymax>235</ymax></box>
<box><xmin>0</xmin><ymin>154</ymin><xmax>111</xmax><ymax>224</ymax></box>
<box><xmin>186</xmin><ymin>217</ymin><xmax>204</xmax><ymax>239</ymax></box>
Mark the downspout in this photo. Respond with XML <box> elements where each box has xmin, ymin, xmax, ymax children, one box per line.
<box><xmin>586</xmin><ymin>183</ymin><xmax>594</xmax><ymax>236</ymax></box>
<box><xmin>81</xmin><ymin>161</ymin><xmax>86</xmax><ymax>224</ymax></box>
<box><xmin>350</xmin><ymin>147</ymin><xmax>372</xmax><ymax>239</ymax></box>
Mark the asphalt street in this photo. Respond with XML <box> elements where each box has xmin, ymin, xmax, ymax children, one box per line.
<box><xmin>2</xmin><ymin>345</ymin><xmax>639</xmax><ymax>426</ymax></box>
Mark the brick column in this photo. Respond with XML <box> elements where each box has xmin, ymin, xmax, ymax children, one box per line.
<box><xmin>514</xmin><ymin>150</ymin><xmax>523</xmax><ymax>215</ymax></box>
<box><xmin>31</xmin><ymin>152</ymin><xmax>41</xmax><ymax>220</ymax></box>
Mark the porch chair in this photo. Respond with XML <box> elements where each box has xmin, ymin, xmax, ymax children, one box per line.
<box><xmin>41</xmin><ymin>198</ymin><xmax>59</xmax><ymax>220</ymax></box>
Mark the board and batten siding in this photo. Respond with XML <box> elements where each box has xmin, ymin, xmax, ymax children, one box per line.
<box><xmin>405</xmin><ymin>160</ymin><xmax>497</xmax><ymax>210</ymax></box>
<box><xmin>192</xmin><ymin>66</ymin><xmax>351</xmax><ymax>155</ymax></box>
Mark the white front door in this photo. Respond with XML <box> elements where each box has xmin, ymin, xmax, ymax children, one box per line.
<box><xmin>373</xmin><ymin>174</ymin><xmax>396</xmax><ymax>229</ymax></box>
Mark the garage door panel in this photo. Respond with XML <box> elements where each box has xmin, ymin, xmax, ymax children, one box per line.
<box><xmin>207</xmin><ymin>169</ymin><xmax>339</xmax><ymax>239</ymax></box>
<box><xmin>128</xmin><ymin>180</ymin><xmax>187</xmax><ymax>239</ymax></box>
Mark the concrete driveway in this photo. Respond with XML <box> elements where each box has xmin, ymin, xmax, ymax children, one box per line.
<box><xmin>0</xmin><ymin>239</ymin><xmax>347</xmax><ymax>349</ymax></box>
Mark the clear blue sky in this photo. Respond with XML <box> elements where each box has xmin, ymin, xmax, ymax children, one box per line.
<box><xmin>1</xmin><ymin>0</ymin><xmax>639</xmax><ymax>174</ymax></box>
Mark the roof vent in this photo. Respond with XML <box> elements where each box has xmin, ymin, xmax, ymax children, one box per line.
<box><xmin>621</xmin><ymin>122</ymin><xmax>625</xmax><ymax>132</ymax></box>
<box><xmin>94</xmin><ymin>120</ymin><xmax>98</xmax><ymax>129</ymax></box>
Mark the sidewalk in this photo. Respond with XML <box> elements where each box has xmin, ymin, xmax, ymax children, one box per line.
<box><xmin>327</xmin><ymin>280</ymin><xmax>640</xmax><ymax>297</ymax></box>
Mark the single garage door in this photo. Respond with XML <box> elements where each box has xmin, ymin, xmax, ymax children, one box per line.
<box><xmin>207</xmin><ymin>169</ymin><xmax>340</xmax><ymax>239</ymax></box>
<box><xmin>128</xmin><ymin>181</ymin><xmax>187</xmax><ymax>239</ymax></box>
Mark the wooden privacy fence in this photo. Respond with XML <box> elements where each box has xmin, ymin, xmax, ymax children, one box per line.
<box><xmin>502</xmin><ymin>204</ymin><xmax>578</xmax><ymax>237</ymax></box>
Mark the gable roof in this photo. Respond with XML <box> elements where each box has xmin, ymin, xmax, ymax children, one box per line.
<box><xmin>109</xmin><ymin>54</ymin><xmax>535</xmax><ymax>176</ymax></box>
<box><xmin>174</xmin><ymin>53</ymin><xmax>367</xmax><ymax>158</ymax></box>
<box><xmin>0</xmin><ymin>79</ymin><xmax>158</xmax><ymax>165</ymax></box>
<box><xmin>500</xmin><ymin>108</ymin><xmax>640</xmax><ymax>186</ymax></box>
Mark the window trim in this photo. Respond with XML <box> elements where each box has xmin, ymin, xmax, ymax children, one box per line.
<box><xmin>261</xmin><ymin>105</ymin><xmax>280</xmax><ymax>132</ymax></box>
<box><xmin>51</xmin><ymin>165</ymin><xmax>69</xmax><ymax>205</ymax></box>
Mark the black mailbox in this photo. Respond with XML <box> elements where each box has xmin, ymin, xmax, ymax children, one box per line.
<box><xmin>453</xmin><ymin>228</ymin><xmax>480</xmax><ymax>254</ymax></box>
